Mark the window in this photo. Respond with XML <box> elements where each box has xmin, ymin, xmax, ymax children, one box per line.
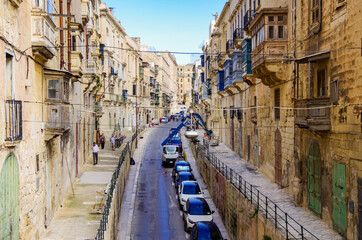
<box><xmin>63</xmin><ymin>80</ymin><xmax>69</xmax><ymax>101</ymax></box>
<box><xmin>274</xmin><ymin>88</ymin><xmax>280</xmax><ymax>120</ymax></box>
<box><xmin>268</xmin><ymin>16</ymin><xmax>274</xmax><ymax>22</ymax></box>
<box><xmin>311</xmin><ymin>0</ymin><xmax>320</xmax><ymax>25</ymax></box>
<box><xmin>188</xmin><ymin>79</ymin><xmax>190</xmax><ymax>82</ymax></box>
<box><xmin>268</xmin><ymin>26</ymin><xmax>274</xmax><ymax>39</ymax></box>
<box><xmin>278</xmin><ymin>16</ymin><xmax>284</xmax><ymax>22</ymax></box>
<box><xmin>133</xmin><ymin>84</ymin><xmax>136</xmax><ymax>95</ymax></box>
<box><xmin>71</xmin><ymin>36</ymin><xmax>76</xmax><ymax>51</ymax></box>
<box><xmin>48</xmin><ymin>80</ymin><xmax>60</xmax><ymax>99</ymax></box>
<box><xmin>278</xmin><ymin>26</ymin><xmax>284</xmax><ymax>39</ymax></box>
<box><xmin>317</xmin><ymin>68</ymin><xmax>327</xmax><ymax>97</ymax></box>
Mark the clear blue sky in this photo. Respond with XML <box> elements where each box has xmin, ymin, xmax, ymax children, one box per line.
<box><xmin>104</xmin><ymin>0</ymin><xmax>226</xmax><ymax>65</ymax></box>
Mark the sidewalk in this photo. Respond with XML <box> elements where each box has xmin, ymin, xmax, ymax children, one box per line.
<box><xmin>40</xmin><ymin>131</ymin><xmax>135</xmax><ymax>240</ymax></box>
<box><xmin>191</xmin><ymin>129</ymin><xmax>343</xmax><ymax>240</ymax></box>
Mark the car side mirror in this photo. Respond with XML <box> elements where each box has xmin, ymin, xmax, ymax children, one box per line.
<box><xmin>211</xmin><ymin>210</ymin><xmax>215</xmax><ymax>214</ymax></box>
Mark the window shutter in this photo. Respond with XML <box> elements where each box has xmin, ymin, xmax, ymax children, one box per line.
<box><xmin>230</xmin><ymin>109</ymin><xmax>235</xmax><ymax>119</ymax></box>
<box><xmin>237</xmin><ymin>109</ymin><xmax>243</xmax><ymax>121</ymax></box>
<box><xmin>274</xmin><ymin>88</ymin><xmax>280</xmax><ymax>120</ymax></box>
<box><xmin>223</xmin><ymin>108</ymin><xmax>227</xmax><ymax>118</ymax></box>
<box><xmin>330</xmin><ymin>80</ymin><xmax>339</xmax><ymax>104</ymax></box>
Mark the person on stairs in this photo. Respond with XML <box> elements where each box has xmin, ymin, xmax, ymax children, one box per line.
<box><xmin>92</xmin><ymin>142</ymin><xmax>99</xmax><ymax>165</ymax></box>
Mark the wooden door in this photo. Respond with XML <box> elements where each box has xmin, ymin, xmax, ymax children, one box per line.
<box><xmin>238</xmin><ymin>127</ymin><xmax>243</xmax><ymax>158</ymax></box>
<box><xmin>254</xmin><ymin>128</ymin><xmax>259</xmax><ymax>167</ymax></box>
<box><xmin>275</xmin><ymin>129</ymin><xmax>282</xmax><ymax>186</ymax></box>
<box><xmin>230</xmin><ymin>118</ymin><xmax>234</xmax><ymax>151</ymax></box>
<box><xmin>0</xmin><ymin>154</ymin><xmax>19</xmax><ymax>240</ymax></box>
<box><xmin>308</xmin><ymin>140</ymin><xmax>322</xmax><ymax>216</ymax></box>
<box><xmin>333</xmin><ymin>162</ymin><xmax>347</xmax><ymax>236</ymax></box>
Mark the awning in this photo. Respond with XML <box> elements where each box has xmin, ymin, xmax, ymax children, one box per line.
<box><xmin>294</xmin><ymin>51</ymin><xmax>330</xmax><ymax>63</ymax></box>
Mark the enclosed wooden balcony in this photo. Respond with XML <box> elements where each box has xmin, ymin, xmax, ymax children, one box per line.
<box><xmin>249</xmin><ymin>8</ymin><xmax>288</xmax><ymax>87</ymax></box>
<box><xmin>295</xmin><ymin>97</ymin><xmax>331</xmax><ymax>131</ymax></box>
<box><xmin>31</xmin><ymin>9</ymin><xmax>56</xmax><ymax>61</ymax></box>
<box><xmin>45</xmin><ymin>105</ymin><xmax>71</xmax><ymax>140</ymax></box>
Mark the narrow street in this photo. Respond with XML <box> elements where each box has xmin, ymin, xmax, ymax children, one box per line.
<box><xmin>131</xmin><ymin>121</ymin><xmax>187</xmax><ymax>240</ymax></box>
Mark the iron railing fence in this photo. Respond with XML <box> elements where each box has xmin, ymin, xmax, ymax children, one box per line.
<box><xmin>95</xmin><ymin>142</ymin><xmax>129</xmax><ymax>239</ymax></box>
<box><xmin>197</xmin><ymin>143</ymin><xmax>320</xmax><ymax>240</ymax></box>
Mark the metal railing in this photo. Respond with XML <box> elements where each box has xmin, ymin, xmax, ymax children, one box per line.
<box><xmin>197</xmin><ymin>144</ymin><xmax>320</xmax><ymax>240</ymax></box>
<box><xmin>95</xmin><ymin>142</ymin><xmax>130</xmax><ymax>240</ymax></box>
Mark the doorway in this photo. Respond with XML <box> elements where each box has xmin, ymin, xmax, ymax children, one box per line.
<box><xmin>0</xmin><ymin>153</ymin><xmax>19</xmax><ymax>240</ymax></box>
<box><xmin>332</xmin><ymin>162</ymin><xmax>347</xmax><ymax>236</ymax></box>
<box><xmin>307</xmin><ymin>140</ymin><xmax>322</xmax><ymax>216</ymax></box>
<box><xmin>275</xmin><ymin>129</ymin><xmax>282</xmax><ymax>186</ymax></box>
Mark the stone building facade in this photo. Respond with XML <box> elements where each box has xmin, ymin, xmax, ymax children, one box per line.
<box><xmin>0</xmin><ymin>0</ymin><xmax>177</xmax><ymax>239</ymax></box>
<box><xmin>195</xmin><ymin>0</ymin><xmax>362</xmax><ymax>238</ymax></box>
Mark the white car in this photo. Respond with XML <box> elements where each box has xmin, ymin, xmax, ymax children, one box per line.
<box><xmin>178</xmin><ymin>181</ymin><xmax>203</xmax><ymax>210</ymax></box>
<box><xmin>183</xmin><ymin>198</ymin><xmax>214</xmax><ymax>232</ymax></box>
<box><xmin>161</xmin><ymin>117</ymin><xmax>168</xmax><ymax>123</ymax></box>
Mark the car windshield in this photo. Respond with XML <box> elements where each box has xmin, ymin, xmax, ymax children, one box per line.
<box><xmin>189</xmin><ymin>203</ymin><xmax>211</xmax><ymax>215</ymax></box>
<box><xmin>176</xmin><ymin>165</ymin><xmax>190</xmax><ymax>172</ymax></box>
<box><xmin>183</xmin><ymin>184</ymin><xmax>201</xmax><ymax>194</ymax></box>
<box><xmin>164</xmin><ymin>146</ymin><xmax>177</xmax><ymax>154</ymax></box>
<box><xmin>198</xmin><ymin>229</ymin><xmax>223</xmax><ymax>240</ymax></box>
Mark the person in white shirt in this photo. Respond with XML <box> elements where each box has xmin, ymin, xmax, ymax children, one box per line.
<box><xmin>92</xmin><ymin>142</ymin><xmax>99</xmax><ymax>165</ymax></box>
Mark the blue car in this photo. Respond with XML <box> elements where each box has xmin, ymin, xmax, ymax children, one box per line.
<box><xmin>190</xmin><ymin>221</ymin><xmax>224</xmax><ymax>240</ymax></box>
<box><xmin>175</xmin><ymin>172</ymin><xmax>195</xmax><ymax>189</ymax></box>
<box><xmin>172</xmin><ymin>161</ymin><xmax>191</xmax><ymax>180</ymax></box>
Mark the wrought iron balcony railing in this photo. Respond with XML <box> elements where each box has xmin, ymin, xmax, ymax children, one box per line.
<box><xmin>226</xmin><ymin>40</ymin><xmax>235</xmax><ymax>52</ymax></box>
<box><xmin>5</xmin><ymin>100</ymin><xmax>22</xmax><ymax>141</ymax></box>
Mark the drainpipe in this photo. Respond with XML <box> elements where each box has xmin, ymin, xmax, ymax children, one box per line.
<box><xmin>60</xmin><ymin>0</ymin><xmax>64</xmax><ymax>69</ymax></box>
<box><xmin>67</xmin><ymin>0</ymin><xmax>71</xmax><ymax>71</ymax></box>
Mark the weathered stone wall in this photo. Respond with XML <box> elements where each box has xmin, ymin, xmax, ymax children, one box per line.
<box><xmin>103</xmin><ymin>133</ymin><xmax>139</xmax><ymax>240</ymax></box>
<box><xmin>191</xmin><ymin>144</ymin><xmax>285</xmax><ymax>240</ymax></box>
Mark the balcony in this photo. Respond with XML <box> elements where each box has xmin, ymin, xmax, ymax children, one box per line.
<box><xmin>233</xmin><ymin>28</ymin><xmax>244</xmax><ymax>49</ymax></box>
<box><xmin>94</xmin><ymin>102</ymin><xmax>103</xmax><ymax>117</ymax></box>
<box><xmin>81</xmin><ymin>0</ymin><xmax>90</xmax><ymax>23</ymax></box>
<box><xmin>31</xmin><ymin>8</ymin><xmax>56</xmax><ymax>61</ymax></box>
<box><xmin>223</xmin><ymin>59</ymin><xmax>237</xmax><ymax>95</ymax></box>
<box><xmin>201</xmin><ymin>55</ymin><xmax>205</xmax><ymax>67</ymax></box>
<box><xmin>217</xmin><ymin>53</ymin><xmax>225</xmax><ymax>68</ymax></box>
<box><xmin>201</xmin><ymin>72</ymin><xmax>205</xmax><ymax>83</ymax></box>
<box><xmin>71</xmin><ymin>51</ymin><xmax>83</xmax><ymax>78</ymax></box>
<box><xmin>217</xmin><ymin>70</ymin><xmax>225</xmax><ymax>91</ymax></box>
<box><xmin>45</xmin><ymin>105</ymin><xmax>71</xmax><ymax>139</ymax></box>
<box><xmin>295</xmin><ymin>97</ymin><xmax>331</xmax><ymax>131</ymax></box>
<box><xmin>250</xmin><ymin>9</ymin><xmax>288</xmax><ymax>87</ymax></box>
<box><xmin>83</xmin><ymin>59</ymin><xmax>98</xmax><ymax>76</ymax></box>
<box><xmin>226</xmin><ymin>40</ymin><xmax>235</xmax><ymax>54</ymax></box>
<box><xmin>155</xmin><ymin>65</ymin><xmax>159</xmax><ymax>76</ymax></box>
<box><xmin>243</xmin><ymin>10</ymin><xmax>255</xmax><ymax>33</ymax></box>
<box><xmin>5</xmin><ymin>100</ymin><xmax>22</xmax><ymax>142</ymax></box>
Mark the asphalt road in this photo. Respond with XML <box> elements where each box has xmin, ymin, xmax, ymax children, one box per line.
<box><xmin>131</xmin><ymin>120</ymin><xmax>187</xmax><ymax>240</ymax></box>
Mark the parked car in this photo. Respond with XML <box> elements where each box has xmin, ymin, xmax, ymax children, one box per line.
<box><xmin>189</xmin><ymin>221</ymin><xmax>224</xmax><ymax>240</ymax></box>
<box><xmin>183</xmin><ymin>198</ymin><xmax>214</xmax><ymax>232</ymax></box>
<box><xmin>161</xmin><ymin>117</ymin><xmax>168</xmax><ymax>123</ymax></box>
<box><xmin>151</xmin><ymin>118</ymin><xmax>160</xmax><ymax>125</ymax></box>
<box><xmin>162</xmin><ymin>145</ymin><xmax>179</xmax><ymax>166</ymax></box>
<box><xmin>172</xmin><ymin>161</ymin><xmax>191</xmax><ymax>180</ymax></box>
<box><xmin>178</xmin><ymin>181</ymin><xmax>203</xmax><ymax>210</ymax></box>
<box><xmin>175</xmin><ymin>172</ymin><xmax>195</xmax><ymax>189</ymax></box>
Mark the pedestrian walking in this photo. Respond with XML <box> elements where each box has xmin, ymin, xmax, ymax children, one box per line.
<box><xmin>100</xmin><ymin>133</ymin><xmax>105</xmax><ymax>149</ymax></box>
<box><xmin>92</xmin><ymin>142</ymin><xmax>99</xmax><ymax>165</ymax></box>
<box><xmin>110</xmin><ymin>134</ymin><xmax>116</xmax><ymax>151</ymax></box>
